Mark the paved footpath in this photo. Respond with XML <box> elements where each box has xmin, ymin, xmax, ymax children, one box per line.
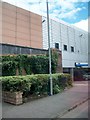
<box><xmin>2</xmin><ymin>81</ymin><xmax>88</xmax><ymax>118</ymax></box>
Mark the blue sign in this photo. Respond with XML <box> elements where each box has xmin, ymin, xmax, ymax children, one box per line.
<box><xmin>75</xmin><ymin>63</ymin><xmax>88</xmax><ymax>67</ymax></box>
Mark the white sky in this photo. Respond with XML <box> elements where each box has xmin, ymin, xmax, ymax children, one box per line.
<box><xmin>72</xmin><ymin>19</ymin><xmax>88</xmax><ymax>32</ymax></box>
<box><xmin>2</xmin><ymin>0</ymin><xmax>89</xmax><ymax>32</ymax></box>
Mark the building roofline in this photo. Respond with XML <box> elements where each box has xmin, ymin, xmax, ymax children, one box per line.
<box><xmin>2</xmin><ymin>1</ymin><xmax>88</xmax><ymax>34</ymax></box>
<box><xmin>42</xmin><ymin>15</ymin><xmax>88</xmax><ymax>34</ymax></box>
<box><xmin>2</xmin><ymin>1</ymin><xmax>42</xmax><ymax>17</ymax></box>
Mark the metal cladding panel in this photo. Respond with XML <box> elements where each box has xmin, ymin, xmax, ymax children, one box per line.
<box><xmin>17</xmin><ymin>26</ymin><xmax>30</xmax><ymax>34</ymax></box>
<box><xmin>31</xmin><ymin>18</ymin><xmax>41</xmax><ymax>26</ymax></box>
<box><xmin>68</xmin><ymin>27</ymin><xmax>75</xmax><ymax>45</ymax></box>
<box><xmin>62</xmin><ymin>52</ymin><xmax>88</xmax><ymax>67</ymax></box>
<box><xmin>2</xmin><ymin>2</ymin><xmax>16</xmax><ymax>11</ymax></box>
<box><xmin>2</xmin><ymin>22</ymin><xmax>16</xmax><ymax>31</ymax></box>
<box><xmin>2</xmin><ymin>36</ymin><xmax>16</xmax><ymax>45</ymax></box>
<box><xmin>42</xmin><ymin>16</ymin><xmax>88</xmax><ymax>68</ymax></box>
<box><xmin>42</xmin><ymin>17</ymin><xmax>48</xmax><ymax>49</ymax></box>
<box><xmin>17</xmin><ymin>19</ymin><xmax>30</xmax><ymax>28</ymax></box>
<box><xmin>2</xmin><ymin>2</ymin><xmax>88</xmax><ymax>68</ymax></box>
<box><xmin>16</xmin><ymin>38</ymin><xmax>30</xmax><ymax>47</ymax></box>
<box><xmin>61</xmin><ymin>24</ymin><xmax>68</xmax><ymax>39</ymax></box>
<box><xmin>42</xmin><ymin>16</ymin><xmax>61</xmax><ymax>50</ymax></box>
<box><xmin>81</xmin><ymin>33</ymin><xmax>88</xmax><ymax>54</ymax></box>
<box><xmin>17</xmin><ymin>32</ymin><xmax>30</xmax><ymax>41</ymax></box>
<box><xmin>17</xmin><ymin>7</ymin><xmax>29</xmax><ymax>16</ymax></box>
<box><xmin>30</xmin><ymin>23</ymin><xmax>42</xmax><ymax>32</ymax></box>
<box><xmin>2</xmin><ymin>8</ymin><xmax>16</xmax><ymax>18</ymax></box>
<box><xmin>74</xmin><ymin>30</ymin><xmax>88</xmax><ymax>55</ymax></box>
<box><xmin>2</xmin><ymin>29</ymin><xmax>16</xmax><ymax>37</ymax></box>
<box><xmin>2</xmin><ymin>2</ymin><xmax>43</xmax><ymax>49</ymax></box>
<box><xmin>31</xmin><ymin>30</ymin><xmax>42</xmax><ymax>37</ymax></box>
<box><xmin>74</xmin><ymin>30</ymin><xmax>81</xmax><ymax>53</ymax></box>
<box><xmin>88</xmin><ymin>33</ymin><xmax>90</xmax><ymax>67</ymax></box>
<box><xmin>62</xmin><ymin>60</ymin><xmax>71</xmax><ymax>68</ymax></box>
<box><xmin>2</xmin><ymin>15</ymin><xmax>16</xmax><ymax>24</ymax></box>
<box><xmin>17</xmin><ymin>12</ymin><xmax>30</xmax><ymax>22</ymax></box>
<box><xmin>50</xmin><ymin>20</ymin><xmax>61</xmax><ymax>49</ymax></box>
<box><xmin>61</xmin><ymin>24</ymin><xmax>69</xmax><ymax>51</ymax></box>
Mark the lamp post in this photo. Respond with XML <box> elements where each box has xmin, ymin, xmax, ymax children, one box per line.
<box><xmin>46</xmin><ymin>0</ymin><xmax>53</xmax><ymax>95</ymax></box>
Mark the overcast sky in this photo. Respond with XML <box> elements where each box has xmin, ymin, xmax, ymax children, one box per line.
<box><xmin>2</xmin><ymin>0</ymin><xmax>90</xmax><ymax>32</ymax></box>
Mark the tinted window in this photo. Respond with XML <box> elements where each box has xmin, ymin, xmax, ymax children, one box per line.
<box><xmin>64</xmin><ymin>45</ymin><xmax>67</xmax><ymax>51</ymax></box>
<box><xmin>71</xmin><ymin>46</ymin><xmax>74</xmax><ymax>52</ymax></box>
<box><xmin>55</xmin><ymin>43</ymin><xmax>59</xmax><ymax>49</ymax></box>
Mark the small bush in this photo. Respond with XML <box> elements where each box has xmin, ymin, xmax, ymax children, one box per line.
<box><xmin>1</xmin><ymin>54</ymin><xmax>58</xmax><ymax>76</ymax></box>
<box><xmin>2</xmin><ymin>61</ymin><xmax>18</xmax><ymax>76</ymax></box>
<box><xmin>0</xmin><ymin>73</ymin><xmax>72</xmax><ymax>97</ymax></box>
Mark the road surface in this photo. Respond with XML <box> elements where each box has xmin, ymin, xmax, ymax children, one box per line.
<box><xmin>60</xmin><ymin>101</ymin><xmax>88</xmax><ymax>118</ymax></box>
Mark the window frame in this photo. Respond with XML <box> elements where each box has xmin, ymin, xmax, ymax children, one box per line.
<box><xmin>55</xmin><ymin>43</ymin><xmax>59</xmax><ymax>49</ymax></box>
<box><xmin>71</xmin><ymin>46</ymin><xmax>74</xmax><ymax>52</ymax></box>
<box><xmin>63</xmin><ymin>44</ymin><xmax>67</xmax><ymax>51</ymax></box>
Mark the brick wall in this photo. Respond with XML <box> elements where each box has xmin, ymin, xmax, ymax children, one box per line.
<box><xmin>1</xmin><ymin>2</ymin><xmax>43</xmax><ymax>49</ymax></box>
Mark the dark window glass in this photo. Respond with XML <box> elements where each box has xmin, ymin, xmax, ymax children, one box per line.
<box><xmin>55</xmin><ymin>43</ymin><xmax>59</xmax><ymax>49</ymax></box>
<box><xmin>64</xmin><ymin>45</ymin><xmax>67</xmax><ymax>51</ymax></box>
<box><xmin>71</xmin><ymin>46</ymin><xmax>74</xmax><ymax>52</ymax></box>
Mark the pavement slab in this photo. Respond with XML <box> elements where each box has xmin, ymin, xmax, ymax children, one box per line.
<box><xmin>2</xmin><ymin>81</ymin><xmax>88</xmax><ymax>118</ymax></box>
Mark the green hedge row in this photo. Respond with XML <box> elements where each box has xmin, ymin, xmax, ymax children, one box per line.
<box><xmin>0</xmin><ymin>73</ymin><xmax>72</xmax><ymax>96</ymax></box>
<box><xmin>0</xmin><ymin>54</ymin><xmax>58</xmax><ymax>76</ymax></box>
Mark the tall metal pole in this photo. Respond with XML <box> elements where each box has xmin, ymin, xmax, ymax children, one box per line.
<box><xmin>46</xmin><ymin>0</ymin><xmax>53</xmax><ymax>95</ymax></box>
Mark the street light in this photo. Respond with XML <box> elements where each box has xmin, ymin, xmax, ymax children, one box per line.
<box><xmin>46</xmin><ymin>0</ymin><xmax>53</xmax><ymax>95</ymax></box>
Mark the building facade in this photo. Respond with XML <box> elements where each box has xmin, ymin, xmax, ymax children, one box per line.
<box><xmin>1</xmin><ymin>2</ymin><xmax>88</xmax><ymax>71</ymax></box>
<box><xmin>42</xmin><ymin>16</ymin><xmax>88</xmax><ymax>69</ymax></box>
<box><xmin>1</xmin><ymin>2</ymin><xmax>43</xmax><ymax>49</ymax></box>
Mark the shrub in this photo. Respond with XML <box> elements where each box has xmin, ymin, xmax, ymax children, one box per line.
<box><xmin>0</xmin><ymin>73</ymin><xmax>72</xmax><ymax>96</ymax></box>
<box><xmin>53</xmin><ymin>84</ymin><xmax>61</xmax><ymax>94</ymax></box>
<box><xmin>28</xmin><ymin>56</ymin><xmax>49</xmax><ymax>74</ymax></box>
<box><xmin>2</xmin><ymin>61</ymin><xmax>18</xmax><ymax>76</ymax></box>
<box><xmin>1</xmin><ymin>54</ymin><xmax>58</xmax><ymax>76</ymax></box>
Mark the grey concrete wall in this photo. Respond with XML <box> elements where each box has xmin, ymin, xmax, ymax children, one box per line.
<box><xmin>1</xmin><ymin>43</ymin><xmax>47</xmax><ymax>55</ymax></box>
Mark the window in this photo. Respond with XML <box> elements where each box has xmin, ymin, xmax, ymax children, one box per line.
<box><xmin>63</xmin><ymin>45</ymin><xmax>67</xmax><ymax>51</ymax></box>
<box><xmin>55</xmin><ymin>43</ymin><xmax>59</xmax><ymax>49</ymax></box>
<box><xmin>71</xmin><ymin>46</ymin><xmax>74</xmax><ymax>52</ymax></box>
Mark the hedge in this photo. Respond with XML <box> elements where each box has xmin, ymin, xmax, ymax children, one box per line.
<box><xmin>0</xmin><ymin>54</ymin><xmax>58</xmax><ymax>76</ymax></box>
<box><xmin>0</xmin><ymin>73</ymin><xmax>72</xmax><ymax>96</ymax></box>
